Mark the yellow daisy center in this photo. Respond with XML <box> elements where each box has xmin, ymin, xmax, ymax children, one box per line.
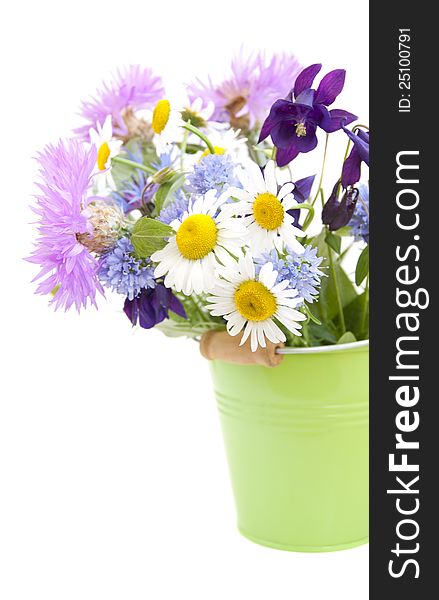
<box><xmin>176</xmin><ymin>214</ymin><xmax>218</xmax><ymax>260</ymax></box>
<box><xmin>152</xmin><ymin>99</ymin><xmax>171</xmax><ymax>134</ymax></box>
<box><xmin>253</xmin><ymin>193</ymin><xmax>284</xmax><ymax>230</ymax></box>
<box><xmin>234</xmin><ymin>280</ymin><xmax>277</xmax><ymax>322</ymax></box>
<box><xmin>97</xmin><ymin>142</ymin><xmax>110</xmax><ymax>171</ymax></box>
<box><xmin>200</xmin><ymin>146</ymin><xmax>226</xmax><ymax>159</ymax></box>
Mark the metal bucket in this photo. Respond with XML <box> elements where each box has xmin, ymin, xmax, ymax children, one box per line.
<box><xmin>209</xmin><ymin>341</ymin><xmax>369</xmax><ymax>552</ymax></box>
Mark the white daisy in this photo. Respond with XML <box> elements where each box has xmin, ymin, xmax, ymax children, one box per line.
<box><xmin>151</xmin><ymin>190</ymin><xmax>247</xmax><ymax>295</ymax></box>
<box><xmin>224</xmin><ymin>160</ymin><xmax>306</xmax><ymax>255</ymax></box>
<box><xmin>202</xmin><ymin>122</ymin><xmax>248</xmax><ymax>161</ymax></box>
<box><xmin>89</xmin><ymin>115</ymin><xmax>122</xmax><ymax>191</ymax></box>
<box><xmin>207</xmin><ymin>252</ymin><xmax>306</xmax><ymax>352</ymax></box>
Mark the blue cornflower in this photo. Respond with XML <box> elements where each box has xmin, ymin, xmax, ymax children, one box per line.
<box><xmin>158</xmin><ymin>190</ymin><xmax>189</xmax><ymax>224</ymax></box>
<box><xmin>256</xmin><ymin>245</ymin><xmax>325</xmax><ymax>304</ymax></box>
<box><xmin>98</xmin><ymin>237</ymin><xmax>155</xmax><ymax>300</ymax></box>
<box><xmin>112</xmin><ymin>145</ymin><xmax>157</xmax><ymax>213</ymax></box>
<box><xmin>112</xmin><ymin>170</ymin><xmax>157</xmax><ymax>213</ymax></box>
<box><xmin>187</xmin><ymin>153</ymin><xmax>237</xmax><ymax>195</ymax></box>
<box><xmin>349</xmin><ymin>184</ymin><xmax>369</xmax><ymax>243</ymax></box>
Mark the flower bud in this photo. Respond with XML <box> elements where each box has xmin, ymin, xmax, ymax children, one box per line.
<box><xmin>322</xmin><ymin>181</ymin><xmax>359</xmax><ymax>231</ymax></box>
<box><xmin>78</xmin><ymin>201</ymin><xmax>127</xmax><ymax>254</ymax></box>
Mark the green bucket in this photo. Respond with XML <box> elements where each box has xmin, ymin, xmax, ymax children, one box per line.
<box><xmin>209</xmin><ymin>341</ymin><xmax>369</xmax><ymax>552</ymax></box>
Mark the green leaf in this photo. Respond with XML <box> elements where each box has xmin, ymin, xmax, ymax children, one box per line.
<box><xmin>355</xmin><ymin>245</ymin><xmax>369</xmax><ymax>286</ymax></box>
<box><xmin>336</xmin><ymin>226</ymin><xmax>353</xmax><ymax>237</ymax></box>
<box><xmin>337</xmin><ymin>331</ymin><xmax>357</xmax><ymax>344</ymax></box>
<box><xmin>154</xmin><ymin>173</ymin><xmax>186</xmax><ymax>215</ymax></box>
<box><xmin>343</xmin><ymin>291</ymin><xmax>369</xmax><ymax>340</ymax></box>
<box><xmin>131</xmin><ymin>217</ymin><xmax>173</xmax><ymax>258</ymax></box>
<box><xmin>308</xmin><ymin>321</ymin><xmax>339</xmax><ymax>345</ymax></box>
<box><xmin>311</xmin><ymin>231</ymin><xmax>357</xmax><ymax>324</ymax></box>
<box><xmin>325</xmin><ymin>231</ymin><xmax>342</xmax><ymax>254</ymax></box>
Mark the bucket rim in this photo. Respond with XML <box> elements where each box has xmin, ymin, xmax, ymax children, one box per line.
<box><xmin>276</xmin><ymin>339</ymin><xmax>369</xmax><ymax>355</ymax></box>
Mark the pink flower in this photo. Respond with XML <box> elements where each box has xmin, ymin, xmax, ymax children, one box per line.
<box><xmin>75</xmin><ymin>65</ymin><xmax>164</xmax><ymax>139</ymax></box>
<box><xmin>27</xmin><ymin>139</ymin><xmax>104</xmax><ymax>312</ymax></box>
<box><xmin>187</xmin><ymin>50</ymin><xmax>301</xmax><ymax>129</ymax></box>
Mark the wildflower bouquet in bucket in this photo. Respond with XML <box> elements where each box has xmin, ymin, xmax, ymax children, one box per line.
<box><xmin>28</xmin><ymin>54</ymin><xmax>369</xmax><ymax>355</ymax></box>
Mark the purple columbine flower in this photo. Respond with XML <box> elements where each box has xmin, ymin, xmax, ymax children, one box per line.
<box><xmin>27</xmin><ymin>139</ymin><xmax>104</xmax><ymax>312</ymax></box>
<box><xmin>123</xmin><ymin>284</ymin><xmax>186</xmax><ymax>329</ymax></box>
<box><xmin>287</xmin><ymin>174</ymin><xmax>316</xmax><ymax>227</ymax></box>
<box><xmin>75</xmin><ymin>65</ymin><xmax>164</xmax><ymax>140</ymax></box>
<box><xmin>187</xmin><ymin>50</ymin><xmax>301</xmax><ymax>129</ymax></box>
<box><xmin>341</xmin><ymin>126</ymin><xmax>369</xmax><ymax>187</ymax></box>
<box><xmin>259</xmin><ymin>64</ymin><xmax>357</xmax><ymax>166</ymax></box>
<box><xmin>322</xmin><ymin>180</ymin><xmax>359</xmax><ymax>231</ymax></box>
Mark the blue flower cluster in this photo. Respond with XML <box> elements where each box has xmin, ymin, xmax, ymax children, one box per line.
<box><xmin>158</xmin><ymin>190</ymin><xmax>189</xmax><ymax>225</ymax></box>
<box><xmin>187</xmin><ymin>153</ymin><xmax>237</xmax><ymax>195</ymax></box>
<box><xmin>98</xmin><ymin>237</ymin><xmax>155</xmax><ymax>300</ymax></box>
<box><xmin>349</xmin><ymin>184</ymin><xmax>369</xmax><ymax>244</ymax></box>
<box><xmin>256</xmin><ymin>245</ymin><xmax>325</xmax><ymax>304</ymax></box>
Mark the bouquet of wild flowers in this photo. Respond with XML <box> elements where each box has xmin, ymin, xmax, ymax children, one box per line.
<box><xmin>28</xmin><ymin>53</ymin><xmax>369</xmax><ymax>352</ymax></box>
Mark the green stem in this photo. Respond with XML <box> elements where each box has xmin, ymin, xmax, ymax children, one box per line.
<box><xmin>180</xmin><ymin>127</ymin><xmax>189</xmax><ymax>171</ymax></box>
<box><xmin>337</xmin><ymin>136</ymin><xmax>353</xmax><ymax>195</ymax></box>
<box><xmin>271</xmin><ymin>146</ymin><xmax>277</xmax><ymax>161</ymax></box>
<box><xmin>182</xmin><ymin>123</ymin><xmax>215</xmax><ymax>154</ymax></box>
<box><xmin>302</xmin><ymin>320</ymin><xmax>310</xmax><ymax>347</ymax></box>
<box><xmin>327</xmin><ymin>234</ymin><xmax>346</xmax><ymax>335</ymax></box>
<box><xmin>339</xmin><ymin>240</ymin><xmax>354</xmax><ymax>262</ymax></box>
<box><xmin>311</xmin><ymin>134</ymin><xmax>329</xmax><ymax>206</ymax></box>
<box><xmin>297</xmin><ymin>203</ymin><xmax>315</xmax><ymax>232</ymax></box>
<box><xmin>353</xmin><ymin>123</ymin><xmax>370</xmax><ymax>132</ymax></box>
<box><xmin>302</xmin><ymin>191</ymin><xmax>324</xmax><ymax>232</ymax></box>
<box><xmin>112</xmin><ymin>156</ymin><xmax>155</xmax><ymax>175</ymax></box>
<box><xmin>184</xmin><ymin>295</ymin><xmax>208</xmax><ymax>324</ymax></box>
<box><xmin>360</xmin><ymin>275</ymin><xmax>369</xmax><ymax>334</ymax></box>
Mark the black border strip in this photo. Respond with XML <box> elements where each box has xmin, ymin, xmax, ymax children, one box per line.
<box><xmin>370</xmin><ymin>1</ymin><xmax>435</xmax><ymax>596</ymax></box>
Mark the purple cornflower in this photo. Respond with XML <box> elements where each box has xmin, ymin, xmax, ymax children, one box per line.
<box><xmin>76</xmin><ymin>65</ymin><xmax>164</xmax><ymax>139</ymax></box>
<box><xmin>158</xmin><ymin>190</ymin><xmax>189</xmax><ymax>225</ymax></box>
<box><xmin>124</xmin><ymin>284</ymin><xmax>186</xmax><ymax>329</ymax></box>
<box><xmin>187</xmin><ymin>50</ymin><xmax>301</xmax><ymax>129</ymax></box>
<box><xmin>259</xmin><ymin>64</ymin><xmax>357</xmax><ymax>166</ymax></box>
<box><xmin>287</xmin><ymin>174</ymin><xmax>316</xmax><ymax>227</ymax></box>
<box><xmin>98</xmin><ymin>237</ymin><xmax>156</xmax><ymax>300</ymax></box>
<box><xmin>256</xmin><ymin>245</ymin><xmax>325</xmax><ymax>304</ymax></box>
<box><xmin>342</xmin><ymin>126</ymin><xmax>370</xmax><ymax>187</ymax></box>
<box><xmin>188</xmin><ymin>153</ymin><xmax>237</xmax><ymax>195</ymax></box>
<box><xmin>349</xmin><ymin>184</ymin><xmax>369</xmax><ymax>243</ymax></box>
<box><xmin>27</xmin><ymin>139</ymin><xmax>104</xmax><ymax>312</ymax></box>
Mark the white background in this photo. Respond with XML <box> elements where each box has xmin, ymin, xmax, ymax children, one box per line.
<box><xmin>0</xmin><ymin>1</ymin><xmax>369</xmax><ymax>598</ymax></box>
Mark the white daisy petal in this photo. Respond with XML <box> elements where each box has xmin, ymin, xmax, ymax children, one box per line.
<box><xmin>258</xmin><ymin>263</ymin><xmax>277</xmax><ymax>290</ymax></box>
<box><xmin>278</xmin><ymin>182</ymin><xmax>295</xmax><ymax>199</ymax></box>
<box><xmin>263</xmin><ymin>160</ymin><xmax>277</xmax><ymax>195</ymax></box>
<box><xmin>248</xmin><ymin>161</ymin><xmax>266</xmax><ymax>193</ymax></box>
<box><xmin>240</xmin><ymin>322</ymin><xmax>252</xmax><ymax>346</ymax></box>
<box><xmin>250</xmin><ymin>327</ymin><xmax>258</xmax><ymax>352</ymax></box>
<box><xmin>256</xmin><ymin>324</ymin><xmax>267</xmax><ymax>348</ymax></box>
